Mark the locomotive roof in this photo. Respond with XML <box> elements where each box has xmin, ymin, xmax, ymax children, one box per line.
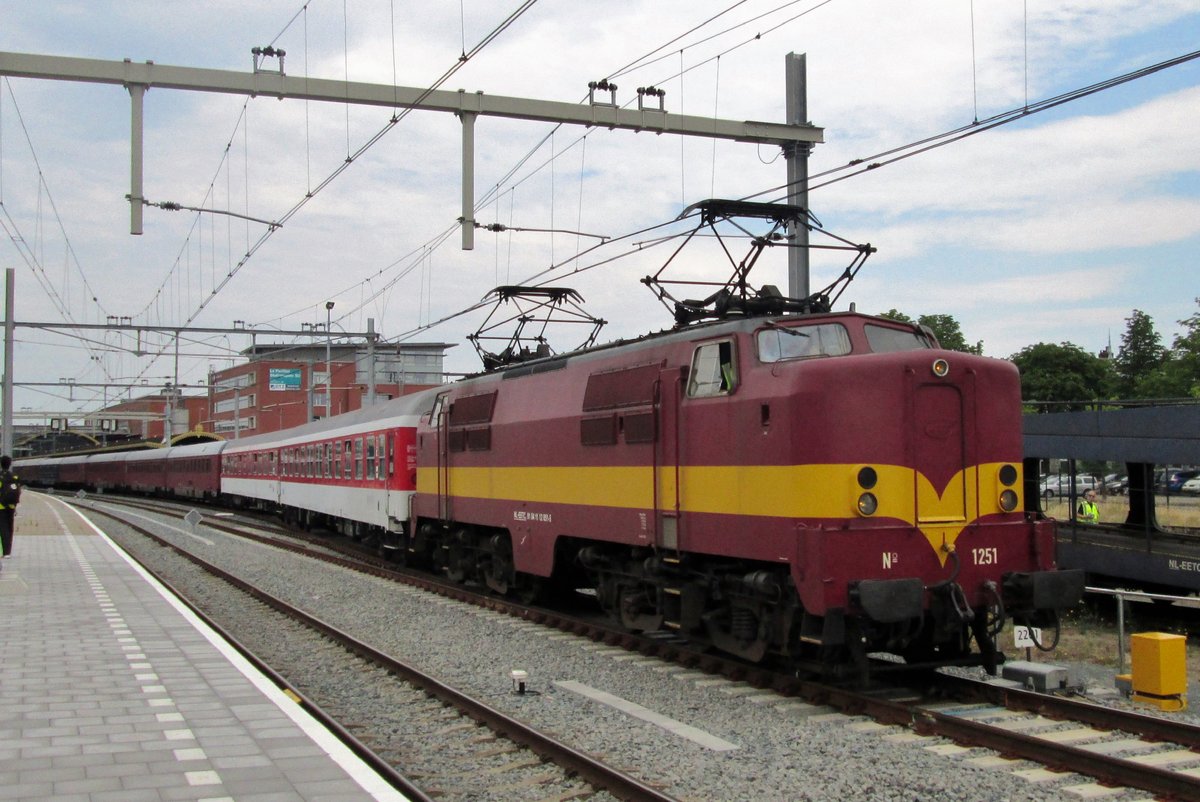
<box><xmin>470</xmin><ymin>309</ymin><xmax>922</xmax><ymax>380</ymax></box>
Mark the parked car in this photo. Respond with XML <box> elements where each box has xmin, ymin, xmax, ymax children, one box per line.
<box><xmin>1040</xmin><ymin>474</ymin><xmax>1099</xmax><ymax>498</ymax></box>
<box><xmin>1166</xmin><ymin>469</ymin><xmax>1200</xmax><ymax>493</ymax></box>
<box><xmin>1103</xmin><ymin>473</ymin><xmax>1128</xmax><ymax>495</ymax></box>
<box><xmin>1182</xmin><ymin>476</ymin><xmax>1200</xmax><ymax>495</ymax></box>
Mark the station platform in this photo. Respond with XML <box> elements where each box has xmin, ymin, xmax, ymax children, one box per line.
<box><xmin>0</xmin><ymin>491</ymin><xmax>409</xmax><ymax>802</ymax></box>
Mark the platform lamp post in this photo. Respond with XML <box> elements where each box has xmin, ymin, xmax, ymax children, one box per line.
<box><xmin>325</xmin><ymin>301</ymin><xmax>334</xmax><ymax>417</ymax></box>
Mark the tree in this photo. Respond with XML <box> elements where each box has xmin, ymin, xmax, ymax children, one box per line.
<box><xmin>877</xmin><ymin>310</ymin><xmax>983</xmax><ymax>354</ymax></box>
<box><xmin>1171</xmin><ymin>297</ymin><xmax>1200</xmax><ymax>398</ymax></box>
<box><xmin>879</xmin><ymin>309</ymin><xmax>912</xmax><ymax>324</ymax></box>
<box><xmin>918</xmin><ymin>314</ymin><xmax>984</xmax><ymax>355</ymax></box>
<box><xmin>1009</xmin><ymin>342</ymin><xmax>1115</xmax><ymax>410</ymax></box>
<box><xmin>1113</xmin><ymin>309</ymin><xmax>1165</xmax><ymax>398</ymax></box>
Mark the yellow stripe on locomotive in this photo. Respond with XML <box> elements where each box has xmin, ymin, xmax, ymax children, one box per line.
<box><xmin>415</xmin><ymin>459</ymin><xmax>1023</xmax><ymax>565</ymax></box>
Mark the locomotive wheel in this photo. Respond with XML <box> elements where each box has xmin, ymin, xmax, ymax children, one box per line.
<box><xmin>444</xmin><ymin>527</ymin><xmax>471</xmax><ymax>583</ymax></box>
<box><xmin>514</xmin><ymin>575</ymin><xmax>545</xmax><ymax>605</ymax></box>
<box><xmin>617</xmin><ymin>584</ymin><xmax>663</xmax><ymax>632</ymax></box>
<box><xmin>483</xmin><ymin>533</ymin><xmax>514</xmax><ymax>595</ymax></box>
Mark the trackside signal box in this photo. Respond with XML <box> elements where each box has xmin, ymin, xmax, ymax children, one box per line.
<box><xmin>1120</xmin><ymin>632</ymin><xmax>1187</xmax><ymax>712</ymax></box>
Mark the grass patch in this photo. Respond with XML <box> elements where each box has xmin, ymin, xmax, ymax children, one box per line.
<box><xmin>1007</xmin><ymin>603</ymin><xmax>1200</xmax><ymax>692</ymax></box>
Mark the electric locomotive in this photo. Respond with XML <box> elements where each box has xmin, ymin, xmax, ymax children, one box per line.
<box><xmin>405</xmin><ymin>309</ymin><xmax>1081</xmax><ymax>676</ymax></box>
<box><xmin>402</xmin><ymin>200</ymin><xmax>1082</xmax><ymax>676</ymax></box>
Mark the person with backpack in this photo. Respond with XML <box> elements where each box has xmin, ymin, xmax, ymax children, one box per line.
<box><xmin>0</xmin><ymin>454</ymin><xmax>20</xmax><ymax>559</ymax></box>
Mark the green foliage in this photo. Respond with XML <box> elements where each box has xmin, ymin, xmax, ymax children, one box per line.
<box><xmin>1171</xmin><ymin>298</ymin><xmax>1200</xmax><ymax>398</ymax></box>
<box><xmin>879</xmin><ymin>309</ymin><xmax>913</xmax><ymax>324</ymax></box>
<box><xmin>1009</xmin><ymin>342</ymin><xmax>1115</xmax><ymax>409</ymax></box>
<box><xmin>880</xmin><ymin>303</ymin><xmax>1198</xmax><ymax>404</ymax></box>
<box><xmin>877</xmin><ymin>310</ymin><xmax>982</xmax><ymax>354</ymax></box>
<box><xmin>1113</xmin><ymin>309</ymin><xmax>1166</xmax><ymax>398</ymax></box>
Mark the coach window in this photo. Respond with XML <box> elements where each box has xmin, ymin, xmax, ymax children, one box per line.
<box><xmin>344</xmin><ymin>440</ymin><xmax>353</xmax><ymax>478</ymax></box>
<box><xmin>686</xmin><ymin>340</ymin><xmax>737</xmax><ymax>398</ymax></box>
<box><xmin>354</xmin><ymin>437</ymin><xmax>364</xmax><ymax>480</ymax></box>
<box><xmin>366</xmin><ymin>437</ymin><xmax>377</xmax><ymax>480</ymax></box>
<box><xmin>325</xmin><ymin>443</ymin><xmax>332</xmax><ymax>478</ymax></box>
<box><xmin>334</xmin><ymin>441</ymin><xmax>343</xmax><ymax>478</ymax></box>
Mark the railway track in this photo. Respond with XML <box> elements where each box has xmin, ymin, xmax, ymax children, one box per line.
<box><xmin>74</xmin><ymin>496</ymin><xmax>677</xmax><ymax>802</ymax></box>
<box><xmin>74</xmin><ymin>492</ymin><xmax>1200</xmax><ymax>800</ymax></box>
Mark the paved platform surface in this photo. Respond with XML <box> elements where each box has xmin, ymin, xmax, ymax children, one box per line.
<box><xmin>0</xmin><ymin>491</ymin><xmax>409</xmax><ymax>801</ymax></box>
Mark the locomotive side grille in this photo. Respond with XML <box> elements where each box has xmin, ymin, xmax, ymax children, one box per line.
<box><xmin>914</xmin><ymin>383</ymin><xmax>966</xmax><ymax>523</ymax></box>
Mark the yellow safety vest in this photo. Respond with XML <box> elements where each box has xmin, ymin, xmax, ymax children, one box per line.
<box><xmin>1078</xmin><ymin>499</ymin><xmax>1098</xmax><ymax>523</ymax></box>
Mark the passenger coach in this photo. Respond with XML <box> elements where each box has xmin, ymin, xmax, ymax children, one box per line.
<box><xmin>220</xmin><ymin>392</ymin><xmax>434</xmax><ymax>543</ymax></box>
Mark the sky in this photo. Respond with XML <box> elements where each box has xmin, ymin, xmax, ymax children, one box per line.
<box><xmin>1</xmin><ymin>0</ymin><xmax>1198</xmax><ymax>417</ymax></box>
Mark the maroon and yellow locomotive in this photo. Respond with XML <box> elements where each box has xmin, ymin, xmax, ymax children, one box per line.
<box><xmin>408</xmin><ymin>308</ymin><xmax>1081</xmax><ymax>676</ymax></box>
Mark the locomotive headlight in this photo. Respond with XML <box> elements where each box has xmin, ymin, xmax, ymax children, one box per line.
<box><xmin>999</xmin><ymin>489</ymin><xmax>1019</xmax><ymax>512</ymax></box>
<box><xmin>857</xmin><ymin>466</ymin><xmax>878</xmax><ymax>489</ymax></box>
<box><xmin>999</xmin><ymin>464</ymin><xmax>1018</xmax><ymax>486</ymax></box>
<box><xmin>931</xmin><ymin>358</ymin><xmax>950</xmax><ymax>377</ymax></box>
<box><xmin>857</xmin><ymin>492</ymin><xmax>878</xmax><ymax>516</ymax></box>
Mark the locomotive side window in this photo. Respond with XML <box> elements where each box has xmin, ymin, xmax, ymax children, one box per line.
<box><xmin>864</xmin><ymin>323</ymin><xmax>934</xmax><ymax>353</ymax></box>
<box><xmin>757</xmin><ymin>323</ymin><xmax>851</xmax><ymax>362</ymax></box>
<box><xmin>687</xmin><ymin>340</ymin><xmax>737</xmax><ymax>397</ymax></box>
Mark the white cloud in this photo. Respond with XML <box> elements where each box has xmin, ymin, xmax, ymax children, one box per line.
<box><xmin>3</xmin><ymin>1</ymin><xmax>1200</xmax><ymax>407</ymax></box>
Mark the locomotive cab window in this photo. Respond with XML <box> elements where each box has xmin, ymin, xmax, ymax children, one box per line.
<box><xmin>864</xmin><ymin>323</ymin><xmax>935</xmax><ymax>353</ymax></box>
<box><xmin>687</xmin><ymin>340</ymin><xmax>737</xmax><ymax>398</ymax></box>
<box><xmin>757</xmin><ymin>323</ymin><xmax>851</xmax><ymax>362</ymax></box>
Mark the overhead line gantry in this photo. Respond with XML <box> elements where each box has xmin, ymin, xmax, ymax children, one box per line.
<box><xmin>0</xmin><ymin>49</ymin><xmax>822</xmax><ymax>251</ymax></box>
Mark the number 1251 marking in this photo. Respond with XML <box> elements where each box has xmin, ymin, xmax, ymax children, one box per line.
<box><xmin>972</xmin><ymin>547</ymin><xmax>998</xmax><ymax>565</ymax></box>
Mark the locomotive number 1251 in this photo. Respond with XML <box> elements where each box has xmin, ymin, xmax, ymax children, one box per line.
<box><xmin>972</xmin><ymin>546</ymin><xmax>998</xmax><ymax>565</ymax></box>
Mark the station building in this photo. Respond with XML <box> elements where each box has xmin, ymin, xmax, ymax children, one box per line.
<box><xmin>15</xmin><ymin>341</ymin><xmax>453</xmax><ymax>454</ymax></box>
<box><xmin>204</xmin><ymin>341</ymin><xmax>453</xmax><ymax>437</ymax></box>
